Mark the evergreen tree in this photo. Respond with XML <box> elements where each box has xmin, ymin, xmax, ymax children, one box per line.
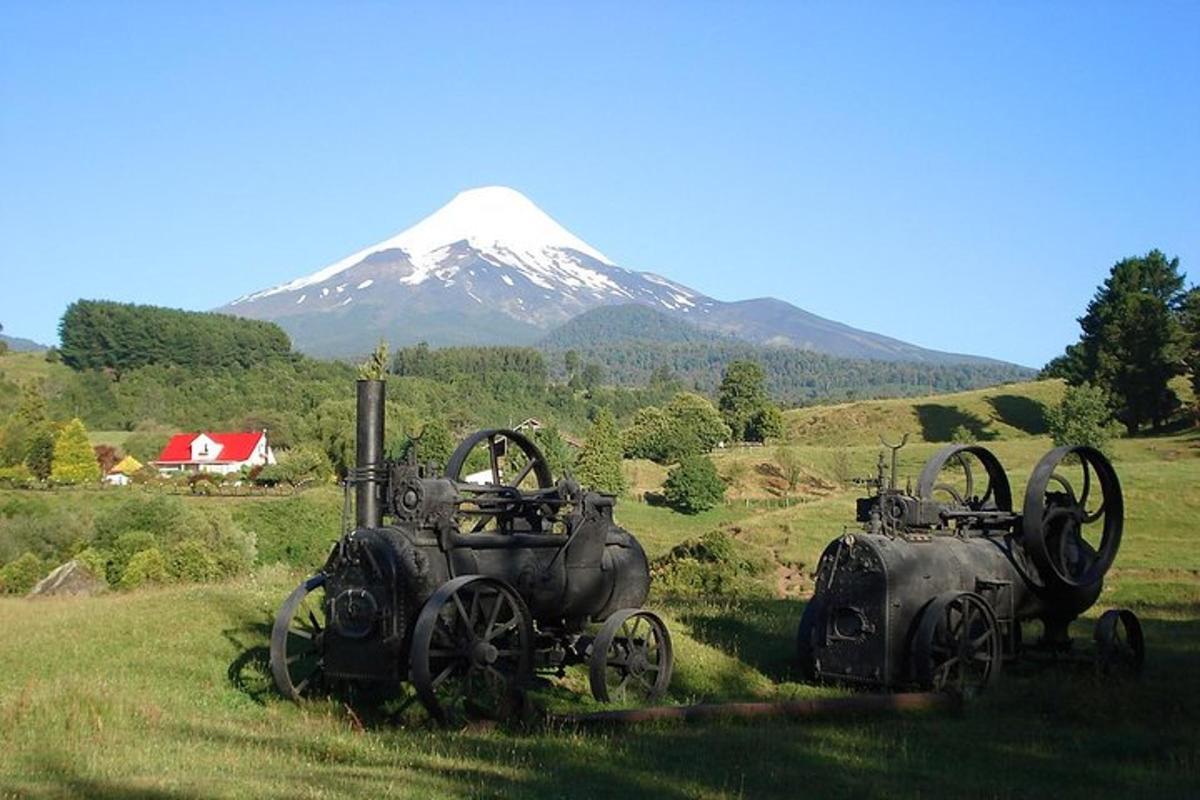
<box><xmin>532</xmin><ymin>426</ymin><xmax>575</xmax><ymax>478</ymax></box>
<box><xmin>24</xmin><ymin>425</ymin><xmax>55</xmax><ymax>480</ymax></box>
<box><xmin>576</xmin><ymin>408</ymin><xmax>625</xmax><ymax>494</ymax></box>
<box><xmin>663</xmin><ymin>455</ymin><xmax>726</xmax><ymax>513</ymax></box>
<box><xmin>1044</xmin><ymin>250</ymin><xmax>1187</xmax><ymax>434</ymax></box>
<box><xmin>50</xmin><ymin>418</ymin><xmax>100</xmax><ymax>484</ymax></box>
<box><xmin>1181</xmin><ymin>286</ymin><xmax>1200</xmax><ymax>417</ymax></box>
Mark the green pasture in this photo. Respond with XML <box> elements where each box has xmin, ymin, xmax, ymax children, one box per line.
<box><xmin>1</xmin><ymin>383</ymin><xmax>1198</xmax><ymax>797</ymax></box>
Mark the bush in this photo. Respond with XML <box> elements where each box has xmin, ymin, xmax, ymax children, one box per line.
<box><xmin>94</xmin><ymin>496</ymin><xmax>256</xmax><ymax>582</ymax></box>
<box><xmin>0</xmin><ymin>464</ymin><xmax>34</xmax><ymax>488</ymax></box>
<box><xmin>118</xmin><ymin>548</ymin><xmax>168</xmax><ymax>590</ymax></box>
<box><xmin>0</xmin><ymin>551</ymin><xmax>44</xmax><ymax>594</ymax></box>
<box><xmin>1046</xmin><ymin>382</ymin><xmax>1122</xmax><ymax>453</ymax></box>
<box><xmin>257</xmin><ymin>444</ymin><xmax>332</xmax><ymax>487</ymax></box>
<box><xmin>624</xmin><ymin>393</ymin><xmax>731</xmax><ymax>464</ymax></box>
<box><xmin>74</xmin><ymin>547</ymin><xmax>111</xmax><ymax>583</ymax></box>
<box><xmin>650</xmin><ymin>531</ymin><xmax>768</xmax><ymax>599</ymax></box>
<box><xmin>110</xmin><ymin>530</ymin><xmax>158</xmax><ymax>584</ymax></box>
<box><xmin>166</xmin><ymin>538</ymin><xmax>220</xmax><ymax>583</ymax></box>
<box><xmin>0</xmin><ymin>503</ymin><xmax>92</xmax><ymax>566</ymax></box>
<box><xmin>234</xmin><ymin>491</ymin><xmax>339</xmax><ymax>569</ymax></box>
<box><xmin>663</xmin><ymin>455</ymin><xmax>726</xmax><ymax>513</ymax></box>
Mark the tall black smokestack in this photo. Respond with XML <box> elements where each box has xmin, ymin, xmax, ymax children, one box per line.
<box><xmin>355</xmin><ymin>379</ymin><xmax>384</xmax><ymax>528</ymax></box>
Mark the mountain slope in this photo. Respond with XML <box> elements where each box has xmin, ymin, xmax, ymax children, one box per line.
<box><xmin>221</xmin><ymin>186</ymin><xmax>1014</xmax><ymax>365</ymax></box>
<box><xmin>0</xmin><ymin>332</ymin><xmax>47</xmax><ymax>352</ymax></box>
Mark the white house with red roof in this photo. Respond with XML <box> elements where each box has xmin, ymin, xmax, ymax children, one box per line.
<box><xmin>153</xmin><ymin>431</ymin><xmax>276</xmax><ymax>476</ymax></box>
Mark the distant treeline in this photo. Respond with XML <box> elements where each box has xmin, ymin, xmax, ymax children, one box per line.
<box><xmin>59</xmin><ymin>300</ymin><xmax>293</xmax><ymax>373</ymax></box>
<box><xmin>542</xmin><ymin>342</ymin><xmax>1033</xmax><ymax>405</ymax></box>
<box><xmin>392</xmin><ymin>343</ymin><xmax>548</xmax><ymax>385</ymax></box>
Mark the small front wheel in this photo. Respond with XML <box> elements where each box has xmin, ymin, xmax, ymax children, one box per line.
<box><xmin>1094</xmin><ymin>608</ymin><xmax>1144</xmax><ymax>677</ymax></box>
<box><xmin>589</xmin><ymin>609</ymin><xmax>673</xmax><ymax>703</ymax></box>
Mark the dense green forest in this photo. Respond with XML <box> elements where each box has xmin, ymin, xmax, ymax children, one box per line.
<box><xmin>539</xmin><ymin>303</ymin><xmax>1033</xmax><ymax>403</ymax></box>
<box><xmin>59</xmin><ymin>300</ymin><xmax>293</xmax><ymax>373</ymax></box>
<box><xmin>542</xmin><ymin>341</ymin><xmax>1031</xmax><ymax>404</ymax></box>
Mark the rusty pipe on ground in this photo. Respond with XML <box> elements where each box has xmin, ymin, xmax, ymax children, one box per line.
<box><xmin>551</xmin><ymin>692</ymin><xmax>954</xmax><ymax>727</ymax></box>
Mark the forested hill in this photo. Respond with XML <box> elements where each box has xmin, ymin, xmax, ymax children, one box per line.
<box><xmin>539</xmin><ymin>304</ymin><xmax>737</xmax><ymax>347</ymax></box>
<box><xmin>59</xmin><ymin>300</ymin><xmax>294</xmax><ymax>373</ymax></box>
<box><xmin>539</xmin><ymin>305</ymin><xmax>1034</xmax><ymax>405</ymax></box>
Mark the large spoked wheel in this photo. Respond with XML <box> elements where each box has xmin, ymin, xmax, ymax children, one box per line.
<box><xmin>270</xmin><ymin>573</ymin><xmax>328</xmax><ymax>700</ymax></box>
<box><xmin>1023</xmin><ymin>446</ymin><xmax>1123</xmax><ymax>592</ymax></box>
<box><xmin>913</xmin><ymin>591</ymin><xmax>1001</xmax><ymax>696</ymax></box>
<box><xmin>916</xmin><ymin>445</ymin><xmax>1013</xmax><ymax>511</ymax></box>
<box><xmin>445</xmin><ymin>428</ymin><xmax>555</xmax><ymax>532</ymax></box>
<box><xmin>411</xmin><ymin>575</ymin><xmax>533</xmax><ymax>725</ymax></box>
<box><xmin>589</xmin><ymin>609</ymin><xmax>673</xmax><ymax>703</ymax></box>
<box><xmin>1094</xmin><ymin>608</ymin><xmax>1145</xmax><ymax>677</ymax></box>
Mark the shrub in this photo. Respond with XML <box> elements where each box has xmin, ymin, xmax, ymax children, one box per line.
<box><xmin>0</xmin><ymin>551</ymin><xmax>44</xmax><ymax>594</ymax></box>
<box><xmin>748</xmin><ymin>403</ymin><xmax>785</xmax><ymax>442</ymax></box>
<box><xmin>650</xmin><ymin>531</ymin><xmax>768</xmax><ymax>599</ymax></box>
<box><xmin>1046</xmin><ymin>382</ymin><xmax>1122</xmax><ymax>453</ymax></box>
<box><xmin>118</xmin><ymin>548</ymin><xmax>168</xmax><ymax>590</ymax></box>
<box><xmin>0</xmin><ymin>463</ymin><xmax>34</xmax><ymax>488</ymax></box>
<box><xmin>663</xmin><ymin>455</ymin><xmax>726</xmax><ymax>513</ymax></box>
<box><xmin>0</xmin><ymin>504</ymin><xmax>92</xmax><ymax>566</ymax></box>
<box><xmin>74</xmin><ymin>547</ymin><xmax>111</xmax><ymax>583</ymax></box>
<box><xmin>234</xmin><ymin>491</ymin><xmax>339</xmax><ymax>569</ymax></box>
<box><xmin>167</xmin><ymin>538</ymin><xmax>220</xmax><ymax>583</ymax></box>
<box><xmin>110</xmin><ymin>530</ymin><xmax>158</xmax><ymax>584</ymax></box>
<box><xmin>257</xmin><ymin>444</ymin><xmax>333</xmax><ymax>487</ymax></box>
<box><xmin>624</xmin><ymin>394</ymin><xmax>731</xmax><ymax>464</ymax></box>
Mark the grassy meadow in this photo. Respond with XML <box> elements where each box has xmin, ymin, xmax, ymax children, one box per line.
<box><xmin>1</xmin><ymin>380</ymin><xmax>1198</xmax><ymax>798</ymax></box>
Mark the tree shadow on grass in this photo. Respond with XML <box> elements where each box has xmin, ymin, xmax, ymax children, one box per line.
<box><xmin>678</xmin><ymin>597</ymin><xmax>807</xmax><ymax>684</ymax></box>
<box><xmin>986</xmin><ymin>394</ymin><xmax>1048</xmax><ymax>435</ymax></box>
<box><xmin>914</xmin><ymin>404</ymin><xmax>996</xmax><ymax>442</ymax></box>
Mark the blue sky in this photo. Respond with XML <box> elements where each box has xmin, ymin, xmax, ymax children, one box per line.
<box><xmin>2</xmin><ymin>2</ymin><xmax>1197</xmax><ymax>368</ymax></box>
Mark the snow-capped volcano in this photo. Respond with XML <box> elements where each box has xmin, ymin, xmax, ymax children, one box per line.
<box><xmin>236</xmin><ymin>187</ymin><xmax>619</xmax><ymax>302</ymax></box>
<box><xmin>221</xmin><ymin>186</ymin><xmax>1008</xmax><ymax>366</ymax></box>
<box><xmin>224</xmin><ymin>186</ymin><xmax>714</xmax><ymax>353</ymax></box>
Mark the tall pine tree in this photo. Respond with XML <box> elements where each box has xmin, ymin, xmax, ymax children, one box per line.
<box><xmin>50</xmin><ymin>418</ymin><xmax>100</xmax><ymax>484</ymax></box>
<box><xmin>1043</xmin><ymin>250</ymin><xmax>1186</xmax><ymax>434</ymax></box>
<box><xmin>576</xmin><ymin>408</ymin><xmax>625</xmax><ymax>494</ymax></box>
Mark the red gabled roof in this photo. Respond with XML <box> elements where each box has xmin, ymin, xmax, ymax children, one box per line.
<box><xmin>156</xmin><ymin>432</ymin><xmax>265</xmax><ymax>464</ymax></box>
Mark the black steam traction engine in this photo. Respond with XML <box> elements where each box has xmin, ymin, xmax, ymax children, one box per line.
<box><xmin>798</xmin><ymin>440</ymin><xmax>1145</xmax><ymax>694</ymax></box>
<box><xmin>269</xmin><ymin>380</ymin><xmax>672</xmax><ymax>723</ymax></box>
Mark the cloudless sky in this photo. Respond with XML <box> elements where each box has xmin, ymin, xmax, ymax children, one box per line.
<box><xmin>2</xmin><ymin>1</ymin><xmax>1197</xmax><ymax>367</ymax></box>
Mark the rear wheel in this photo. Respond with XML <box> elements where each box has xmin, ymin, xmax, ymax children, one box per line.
<box><xmin>589</xmin><ymin>609</ymin><xmax>673</xmax><ymax>703</ymax></box>
<box><xmin>411</xmin><ymin>575</ymin><xmax>533</xmax><ymax>725</ymax></box>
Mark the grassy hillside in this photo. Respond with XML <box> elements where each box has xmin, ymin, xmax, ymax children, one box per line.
<box><xmin>782</xmin><ymin>378</ymin><xmax>1066</xmax><ymax>446</ymax></box>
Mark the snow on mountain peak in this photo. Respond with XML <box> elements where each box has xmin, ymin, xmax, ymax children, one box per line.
<box><xmin>237</xmin><ymin>186</ymin><xmax>613</xmax><ymax>302</ymax></box>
